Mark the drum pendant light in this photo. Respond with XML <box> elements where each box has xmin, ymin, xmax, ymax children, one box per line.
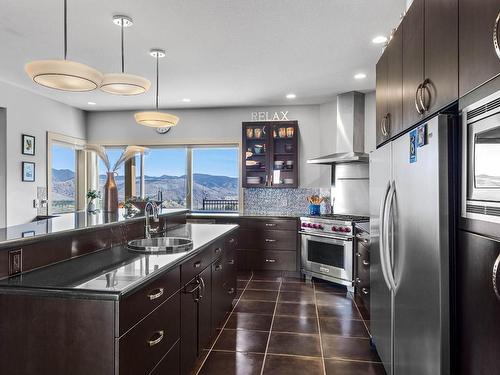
<box><xmin>25</xmin><ymin>0</ymin><xmax>103</xmax><ymax>92</ymax></box>
<box><xmin>100</xmin><ymin>16</ymin><xmax>151</xmax><ymax>95</ymax></box>
<box><xmin>134</xmin><ymin>49</ymin><xmax>179</xmax><ymax>129</ymax></box>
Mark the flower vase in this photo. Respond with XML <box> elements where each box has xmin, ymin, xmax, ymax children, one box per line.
<box><xmin>87</xmin><ymin>199</ymin><xmax>96</xmax><ymax>212</ymax></box>
<box><xmin>104</xmin><ymin>172</ymin><xmax>118</xmax><ymax>213</ymax></box>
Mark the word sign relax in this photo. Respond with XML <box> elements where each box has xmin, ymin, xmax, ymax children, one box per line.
<box><xmin>251</xmin><ymin>111</ymin><xmax>289</xmax><ymax>121</ymax></box>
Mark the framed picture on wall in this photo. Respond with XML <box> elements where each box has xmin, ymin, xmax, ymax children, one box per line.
<box><xmin>22</xmin><ymin>134</ymin><xmax>35</xmax><ymax>155</ymax></box>
<box><xmin>22</xmin><ymin>162</ymin><xmax>35</xmax><ymax>182</ymax></box>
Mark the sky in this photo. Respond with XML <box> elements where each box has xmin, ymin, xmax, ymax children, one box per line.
<box><xmin>93</xmin><ymin>147</ymin><xmax>239</xmax><ymax>178</ymax></box>
<box><xmin>52</xmin><ymin>144</ymin><xmax>75</xmax><ymax>171</ymax></box>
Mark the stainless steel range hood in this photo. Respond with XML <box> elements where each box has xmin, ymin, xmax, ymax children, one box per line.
<box><xmin>307</xmin><ymin>151</ymin><xmax>368</xmax><ymax>165</ymax></box>
<box><xmin>307</xmin><ymin>91</ymin><xmax>368</xmax><ymax>165</ymax></box>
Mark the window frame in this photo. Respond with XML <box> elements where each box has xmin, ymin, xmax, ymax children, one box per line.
<box><xmin>98</xmin><ymin>141</ymin><xmax>242</xmax><ymax>212</ymax></box>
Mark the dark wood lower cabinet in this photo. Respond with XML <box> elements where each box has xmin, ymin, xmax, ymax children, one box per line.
<box><xmin>354</xmin><ymin>233</ymin><xmax>370</xmax><ymax>321</ymax></box>
<box><xmin>180</xmin><ymin>277</ymin><xmax>199</xmax><ymax>375</ymax></box>
<box><xmin>456</xmin><ymin>230</ymin><xmax>500</xmax><ymax>375</ymax></box>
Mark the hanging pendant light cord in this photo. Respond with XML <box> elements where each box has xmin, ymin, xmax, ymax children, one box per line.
<box><xmin>156</xmin><ymin>55</ymin><xmax>159</xmax><ymax>110</ymax></box>
<box><xmin>121</xmin><ymin>20</ymin><xmax>125</xmax><ymax>73</ymax></box>
<box><xmin>63</xmin><ymin>0</ymin><xmax>67</xmax><ymax>60</ymax></box>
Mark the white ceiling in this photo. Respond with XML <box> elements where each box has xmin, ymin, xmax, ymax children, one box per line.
<box><xmin>0</xmin><ymin>0</ymin><xmax>405</xmax><ymax>111</ymax></box>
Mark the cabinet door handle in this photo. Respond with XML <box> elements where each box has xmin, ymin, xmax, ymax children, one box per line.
<box><xmin>362</xmin><ymin>260</ymin><xmax>370</xmax><ymax>266</ymax></box>
<box><xmin>228</xmin><ymin>237</ymin><xmax>236</xmax><ymax>244</ymax></box>
<box><xmin>265</xmin><ymin>223</ymin><xmax>277</xmax><ymax>227</ymax></box>
<box><xmin>228</xmin><ymin>287</ymin><xmax>235</xmax><ymax>295</ymax></box>
<box><xmin>198</xmin><ymin>276</ymin><xmax>205</xmax><ymax>300</ymax></box>
<box><xmin>147</xmin><ymin>330</ymin><xmax>164</xmax><ymax>347</ymax></box>
<box><xmin>265</xmin><ymin>238</ymin><xmax>277</xmax><ymax>243</ymax></box>
<box><xmin>362</xmin><ymin>288</ymin><xmax>369</xmax><ymax>295</ymax></box>
<box><xmin>228</xmin><ymin>259</ymin><xmax>235</xmax><ymax>265</ymax></box>
<box><xmin>380</xmin><ymin>116</ymin><xmax>387</xmax><ymax>136</ymax></box>
<box><xmin>493</xmin><ymin>252</ymin><xmax>500</xmax><ymax>301</ymax></box>
<box><xmin>147</xmin><ymin>288</ymin><xmax>164</xmax><ymax>300</ymax></box>
<box><xmin>415</xmin><ymin>83</ymin><xmax>424</xmax><ymax>114</ymax></box>
<box><xmin>356</xmin><ymin>252</ymin><xmax>361</xmax><ymax>257</ymax></box>
<box><xmin>193</xmin><ymin>261</ymin><xmax>202</xmax><ymax>268</ymax></box>
<box><xmin>494</xmin><ymin>11</ymin><xmax>500</xmax><ymax>60</ymax></box>
<box><xmin>265</xmin><ymin>259</ymin><xmax>276</xmax><ymax>263</ymax></box>
<box><xmin>419</xmin><ymin>79</ymin><xmax>431</xmax><ymax>112</ymax></box>
<box><xmin>215</xmin><ymin>247</ymin><xmax>222</xmax><ymax>254</ymax></box>
<box><xmin>355</xmin><ymin>277</ymin><xmax>361</xmax><ymax>284</ymax></box>
<box><xmin>215</xmin><ymin>264</ymin><xmax>223</xmax><ymax>271</ymax></box>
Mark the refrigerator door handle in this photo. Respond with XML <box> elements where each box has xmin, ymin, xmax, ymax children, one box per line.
<box><xmin>379</xmin><ymin>181</ymin><xmax>393</xmax><ymax>292</ymax></box>
<box><xmin>493</xmin><ymin>252</ymin><xmax>500</xmax><ymax>301</ymax></box>
<box><xmin>383</xmin><ymin>180</ymin><xmax>398</xmax><ymax>292</ymax></box>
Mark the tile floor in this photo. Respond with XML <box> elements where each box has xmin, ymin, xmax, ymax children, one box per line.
<box><xmin>194</xmin><ymin>271</ymin><xmax>386</xmax><ymax>375</ymax></box>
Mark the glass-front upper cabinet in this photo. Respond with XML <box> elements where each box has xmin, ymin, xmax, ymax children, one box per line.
<box><xmin>242</xmin><ymin>121</ymin><xmax>299</xmax><ymax>188</ymax></box>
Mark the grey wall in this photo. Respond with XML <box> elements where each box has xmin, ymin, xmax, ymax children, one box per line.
<box><xmin>0</xmin><ymin>80</ymin><xmax>86</xmax><ymax>226</ymax></box>
<box><xmin>86</xmin><ymin>105</ymin><xmax>325</xmax><ymax>188</ymax></box>
<box><xmin>0</xmin><ymin>109</ymin><xmax>6</xmax><ymax>228</ymax></box>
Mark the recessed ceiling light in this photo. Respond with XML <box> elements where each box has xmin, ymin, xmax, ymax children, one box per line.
<box><xmin>372</xmin><ymin>35</ymin><xmax>388</xmax><ymax>44</ymax></box>
<box><xmin>87</xmin><ymin>101</ymin><xmax>96</xmax><ymax>105</ymax></box>
<box><xmin>181</xmin><ymin>98</ymin><xmax>191</xmax><ymax>103</ymax></box>
<box><xmin>354</xmin><ymin>73</ymin><xmax>367</xmax><ymax>80</ymax></box>
<box><xmin>286</xmin><ymin>93</ymin><xmax>296</xmax><ymax>99</ymax></box>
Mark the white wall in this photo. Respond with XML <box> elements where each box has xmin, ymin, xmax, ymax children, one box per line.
<box><xmin>0</xmin><ymin>80</ymin><xmax>86</xmax><ymax>226</ymax></box>
<box><xmin>86</xmin><ymin>105</ymin><xmax>326</xmax><ymax>188</ymax></box>
<box><xmin>0</xmin><ymin>109</ymin><xmax>6</xmax><ymax>228</ymax></box>
<box><xmin>318</xmin><ymin>100</ymin><xmax>337</xmax><ymax>186</ymax></box>
<box><xmin>364</xmin><ymin>91</ymin><xmax>376</xmax><ymax>153</ymax></box>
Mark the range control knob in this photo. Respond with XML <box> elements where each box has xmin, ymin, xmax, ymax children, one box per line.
<box><xmin>344</xmin><ymin>227</ymin><xmax>351</xmax><ymax>233</ymax></box>
<box><xmin>331</xmin><ymin>226</ymin><xmax>338</xmax><ymax>232</ymax></box>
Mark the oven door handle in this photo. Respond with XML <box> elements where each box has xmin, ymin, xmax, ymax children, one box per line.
<box><xmin>299</xmin><ymin>231</ymin><xmax>352</xmax><ymax>242</ymax></box>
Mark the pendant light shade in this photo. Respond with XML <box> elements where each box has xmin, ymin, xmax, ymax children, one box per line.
<box><xmin>25</xmin><ymin>60</ymin><xmax>103</xmax><ymax>91</ymax></box>
<box><xmin>135</xmin><ymin>49</ymin><xmax>179</xmax><ymax>128</ymax></box>
<box><xmin>100</xmin><ymin>16</ymin><xmax>150</xmax><ymax>95</ymax></box>
<box><xmin>25</xmin><ymin>0</ymin><xmax>103</xmax><ymax>92</ymax></box>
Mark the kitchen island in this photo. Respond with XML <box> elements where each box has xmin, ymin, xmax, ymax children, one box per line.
<box><xmin>0</xmin><ymin>222</ymin><xmax>239</xmax><ymax>375</ymax></box>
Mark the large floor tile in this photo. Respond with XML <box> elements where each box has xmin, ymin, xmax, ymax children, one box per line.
<box><xmin>280</xmin><ymin>282</ymin><xmax>314</xmax><ymax>293</ymax></box>
<box><xmin>275</xmin><ymin>302</ymin><xmax>317</xmax><ymax>317</ymax></box>
<box><xmin>198</xmin><ymin>351</ymin><xmax>264</xmax><ymax>375</ymax></box>
<box><xmin>317</xmin><ymin>303</ymin><xmax>362</xmax><ymax>320</ymax></box>
<box><xmin>315</xmin><ymin>292</ymin><xmax>354</xmax><ymax>306</ymax></box>
<box><xmin>246</xmin><ymin>281</ymin><xmax>280</xmax><ymax>291</ymax></box>
<box><xmin>279</xmin><ymin>290</ymin><xmax>315</xmax><ymax>303</ymax></box>
<box><xmin>234</xmin><ymin>300</ymin><xmax>276</xmax><ymax>315</ymax></box>
<box><xmin>263</xmin><ymin>354</ymin><xmax>324</xmax><ymax>375</ymax></box>
<box><xmin>313</xmin><ymin>280</ymin><xmax>349</xmax><ymax>294</ymax></box>
<box><xmin>237</xmin><ymin>272</ymin><xmax>253</xmax><ymax>281</ymax></box>
<box><xmin>214</xmin><ymin>329</ymin><xmax>269</xmax><ymax>353</ymax></box>
<box><xmin>225</xmin><ymin>313</ymin><xmax>273</xmax><ymax>331</ymax></box>
<box><xmin>322</xmin><ymin>335</ymin><xmax>381</xmax><ymax>362</ymax></box>
<box><xmin>237</xmin><ymin>280</ymin><xmax>249</xmax><ymax>289</ymax></box>
<box><xmin>251</xmin><ymin>270</ymin><xmax>283</xmax><ymax>281</ymax></box>
<box><xmin>324</xmin><ymin>358</ymin><xmax>386</xmax><ymax>375</ymax></box>
<box><xmin>319</xmin><ymin>317</ymin><xmax>369</xmax><ymax>337</ymax></box>
<box><xmin>240</xmin><ymin>289</ymin><xmax>278</xmax><ymax>301</ymax></box>
<box><xmin>272</xmin><ymin>315</ymin><xmax>318</xmax><ymax>334</ymax></box>
<box><xmin>267</xmin><ymin>332</ymin><xmax>322</xmax><ymax>357</ymax></box>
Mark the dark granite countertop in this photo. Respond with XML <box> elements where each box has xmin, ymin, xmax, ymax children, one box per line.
<box><xmin>0</xmin><ymin>208</ymin><xmax>188</xmax><ymax>247</ymax></box>
<box><xmin>0</xmin><ymin>223</ymin><xmax>237</xmax><ymax>300</ymax></box>
<box><xmin>188</xmin><ymin>212</ymin><xmax>301</xmax><ymax>219</ymax></box>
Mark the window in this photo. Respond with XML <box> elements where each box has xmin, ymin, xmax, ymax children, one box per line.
<box><xmin>50</xmin><ymin>143</ymin><xmax>77</xmax><ymax>213</ymax></box>
<box><xmin>192</xmin><ymin>147</ymin><xmax>239</xmax><ymax>212</ymax></box>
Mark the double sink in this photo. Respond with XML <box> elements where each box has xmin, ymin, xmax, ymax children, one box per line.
<box><xmin>127</xmin><ymin>237</ymin><xmax>193</xmax><ymax>254</ymax></box>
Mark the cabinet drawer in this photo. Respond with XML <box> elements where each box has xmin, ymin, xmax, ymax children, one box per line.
<box><xmin>223</xmin><ymin>248</ymin><xmax>237</xmax><ymax>288</ymax></box>
<box><xmin>244</xmin><ymin>219</ymin><xmax>297</xmax><ymax>232</ymax></box>
<box><xmin>239</xmin><ymin>229</ymin><xmax>297</xmax><ymax>251</ymax></box>
<box><xmin>119</xmin><ymin>266</ymin><xmax>180</xmax><ymax>335</ymax></box>
<box><xmin>225</xmin><ymin>234</ymin><xmax>238</xmax><ymax>250</ymax></box>
<box><xmin>181</xmin><ymin>241</ymin><xmax>223</xmax><ymax>284</ymax></box>
<box><xmin>237</xmin><ymin>249</ymin><xmax>297</xmax><ymax>271</ymax></box>
<box><xmin>118</xmin><ymin>292</ymin><xmax>180</xmax><ymax>375</ymax></box>
<box><xmin>149</xmin><ymin>340</ymin><xmax>180</xmax><ymax>375</ymax></box>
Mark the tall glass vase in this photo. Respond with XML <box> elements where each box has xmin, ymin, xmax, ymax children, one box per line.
<box><xmin>103</xmin><ymin>172</ymin><xmax>118</xmax><ymax>213</ymax></box>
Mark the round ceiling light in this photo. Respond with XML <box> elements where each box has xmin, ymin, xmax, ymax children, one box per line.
<box><xmin>354</xmin><ymin>73</ymin><xmax>367</xmax><ymax>79</ymax></box>
<box><xmin>372</xmin><ymin>35</ymin><xmax>388</xmax><ymax>44</ymax></box>
<box><xmin>25</xmin><ymin>60</ymin><xmax>103</xmax><ymax>91</ymax></box>
<box><xmin>100</xmin><ymin>16</ymin><xmax>150</xmax><ymax>95</ymax></box>
<box><xmin>286</xmin><ymin>93</ymin><xmax>297</xmax><ymax>99</ymax></box>
<box><xmin>25</xmin><ymin>0</ymin><xmax>103</xmax><ymax>92</ymax></box>
<box><xmin>134</xmin><ymin>49</ymin><xmax>179</xmax><ymax>129</ymax></box>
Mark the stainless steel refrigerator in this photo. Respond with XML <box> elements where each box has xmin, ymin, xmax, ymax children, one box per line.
<box><xmin>369</xmin><ymin>114</ymin><xmax>452</xmax><ymax>375</ymax></box>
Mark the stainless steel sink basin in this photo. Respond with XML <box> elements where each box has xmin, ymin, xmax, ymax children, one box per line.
<box><xmin>127</xmin><ymin>237</ymin><xmax>193</xmax><ymax>254</ymax></box>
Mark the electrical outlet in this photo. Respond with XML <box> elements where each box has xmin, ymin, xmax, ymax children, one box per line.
<box><xmin>9</xmin><ymin>249</ymin><xmax>22</xmax><ymax>275</ymax></box>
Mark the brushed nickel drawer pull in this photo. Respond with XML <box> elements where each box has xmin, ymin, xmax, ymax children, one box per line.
<box><xmin>193</xmin><ymin>261</ymin><xmax>202</xmax><ymax>268</ymax></box>
<box><xmin>147</xmin><ymin>330</ymin><xmax>164</xmax><ymax>347</ymax></box>
<box><xmin>215</xmin><ymin>264</ymin><xmax>223</xmax><ymax>271</ymax></box>
<box><xmin>362</xmin><ymin>288</ymin><xmax>369</xmax><ymax>295</ymax></box>
<box><xmin>265</xmin><ymin>239</ymin><xmax>276</xmax><ymax>243</ymax></box>
<box><xmin>215</xmin><ymin>248</ymin><xmax>222</xmax><ymax>254</ymax></box>
<box><xmin>228</xmin><ymin>238</ymin><xmax>236</xmax><ymax>244</ymax></box>
<box><xmin>265</xmin><ymin>259</ymin><xmax>276</xmax><ymax>263</ymax></box>
<box><xmin>228</xmin><ymin>288</ymin><xmax>235</xmax><ymax>295</ymax></box>
<box><xmin>228</xmin><ymin>259</ymin><xmax>235</xmax><ymax>265</ymax></box>
<box><xmin>265</xmin><ymin>223</ymin><xmax>277</xmax><ymax>227</ymax></box>
<box><xmin>147</xmin><ymin>288</ymin><xmax>164</xmax><ymax>300</ymax></box>
<box><xmin>362</xmin><ymin>260</ymin><xmax>370</xmax><ymax>266</ymax></box>
<box><xmin>356</xmin><ymin>252</ymin><xmax>361</xmax><ymax>257</ymax></box>
<box><xmin>355</xmin><ymin>277</ymin><xmax>361</xmax><ymax>284</ymax></box>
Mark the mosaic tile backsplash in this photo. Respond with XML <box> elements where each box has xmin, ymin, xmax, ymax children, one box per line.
<box><xmin>243</xmin><ymin>188</ymin><xmax>331</xmax><ymax>216</ymax></box>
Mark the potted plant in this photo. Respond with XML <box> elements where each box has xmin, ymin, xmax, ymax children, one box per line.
<box><xmin>86</xmin><ymin>190</ymin><xmax>100</xmax><ymax>212</ymax></box>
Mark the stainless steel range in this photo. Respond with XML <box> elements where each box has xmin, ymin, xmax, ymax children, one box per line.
<box><xmin>300</xmin><ymin>214</ymin><xmax>369</xmax><ymax>292</ymax></box>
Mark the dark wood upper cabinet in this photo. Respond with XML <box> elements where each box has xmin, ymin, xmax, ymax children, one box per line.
<box><xmin>242</xmin><ymin>121</ymin><xmax>299</xmax><ymax>188</ymax></box>
<box><xmin>387</xmin><ymin>25</ymin><xmax>403</xmax><ymax>137</ymax></box>
<box><xmin>376</xmin><ymin>49</ymin><xmax>389</xmax><ymax>146</ymax></box>
<box><xmin>459</xmin><ymin>0</ymin><xmax>500</xmax><ymax>96</ymax></box>
<box><xmin>425</xmin><ymin>0</ymin><xmax>458</xmax><ymax>113</ymax></box>
<box><xmin>402</xmin><ymin>0</ymin><xmax>425</xmax><ymax>129</ymax></box>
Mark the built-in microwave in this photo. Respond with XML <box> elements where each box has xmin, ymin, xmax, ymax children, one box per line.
<box><xmin>462</xmin><ymin>89</ymin><xmax>500</xmax><ymax>223</ymax></box>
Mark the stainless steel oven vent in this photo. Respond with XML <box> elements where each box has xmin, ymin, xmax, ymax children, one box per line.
<box><xmin>467</xmin><ymin>97</ymin><xmax>500</xmax><ymax>121</ymax></box>
<box><xmin>466</xmin><ymin>204</ymin><xmax>500</xmax><ymax>217</ymax></box>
